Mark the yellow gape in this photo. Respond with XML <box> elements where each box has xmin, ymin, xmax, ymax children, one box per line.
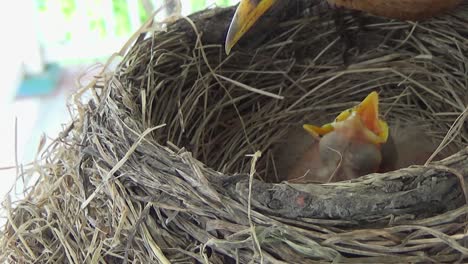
<box><xmin>303</xmin><ymin>91</ymin><xmax>388</xmax><ymax>145</ymax></box>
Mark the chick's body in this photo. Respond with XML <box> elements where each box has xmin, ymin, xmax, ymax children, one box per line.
<box><xmin>287</xmin><ymin>114</ymin><xmax>382</xmax><ymax>183</ymax></box>
<box><xmin>284</xmin><ymin>121</ymin><xmax>439</xmax><ymax>184</ymax></box>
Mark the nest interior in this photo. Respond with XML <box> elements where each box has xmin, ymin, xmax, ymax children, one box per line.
<box><xmin>2</xmin><ymin>2</ymin><xmax>468</xmax><ymax>263</ymax></box>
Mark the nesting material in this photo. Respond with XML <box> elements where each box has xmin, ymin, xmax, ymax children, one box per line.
<box><xmin>1</xmin><ymin>2</ymin><xmax>468</xmax><ymax>263</ymax></box>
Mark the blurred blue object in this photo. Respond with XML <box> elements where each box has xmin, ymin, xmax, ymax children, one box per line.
<box><xmin>16</xmin><ymin>63</ymin><xmax>61</xmax><ymax>98</ymax></box>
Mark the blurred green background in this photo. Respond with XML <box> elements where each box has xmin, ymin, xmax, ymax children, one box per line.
<box><xmin>35</xmin><ymin>0</ymin><xmax>239</xmax><ymax>64</ymax></box>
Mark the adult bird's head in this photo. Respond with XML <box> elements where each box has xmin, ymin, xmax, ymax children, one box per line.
<box><xmin>225</xmin><ymin>0</ymin><xmax>278</xmax><ymax>54</ymax></box>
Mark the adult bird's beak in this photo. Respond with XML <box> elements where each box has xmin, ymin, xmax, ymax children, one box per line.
<box><xmin>303</xmin><ymin>91</ymin><xmax>389</xmax><ymax>145</ymax></box>
<box><xmin>225</xmin><ymin>0</ymin><xmax>277</xmax><ymax>54</ymax></box>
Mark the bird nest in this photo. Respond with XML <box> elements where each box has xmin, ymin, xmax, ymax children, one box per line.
<box><xmin>2</xmin><ymin>2</ymin><xmax>468</xmax><ymax>263</ymax></box>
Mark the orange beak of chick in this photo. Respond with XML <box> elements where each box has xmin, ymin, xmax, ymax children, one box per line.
<box><xmin>225</xmin><ymin>0</ymin><xmax>278</xmax><ymax>54</ymax></box>
<box><xmin>303</xmin><ymin>91</ymin><xmax>389</xmax><ymax>145</ymax></box>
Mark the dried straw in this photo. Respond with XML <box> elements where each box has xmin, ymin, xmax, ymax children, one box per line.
<box><xmin>1</xmin><ymin>2</ymin><xmax>468</xmax><ymax>263</ymax></box>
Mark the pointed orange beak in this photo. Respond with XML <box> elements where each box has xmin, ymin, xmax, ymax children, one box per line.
<box><xmin>225</xmin><ymin>0</ymin><xmax>277</xmax><ymax>54</ymax></box>
<box><xmin>303</xmin><ymin>91</ymin><xmax>389</xmax><ymax>144</ymax></box>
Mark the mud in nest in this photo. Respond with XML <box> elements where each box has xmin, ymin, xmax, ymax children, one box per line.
<box><xmin>2</xmin><ymin>2</ymin><xmax>468</xmax><ymax>263</ymax></box>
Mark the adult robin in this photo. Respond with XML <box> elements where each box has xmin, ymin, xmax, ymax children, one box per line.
<box><xmin>225</xmin><ymin>0</ymin><xmax>463</xmax><ymax>54</ymax></box>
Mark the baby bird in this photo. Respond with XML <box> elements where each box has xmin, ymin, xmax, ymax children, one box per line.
<box><xmin>287</xmin><ymin>91</ymin><xmax>389</xmax><ymax>183</ymax></box>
